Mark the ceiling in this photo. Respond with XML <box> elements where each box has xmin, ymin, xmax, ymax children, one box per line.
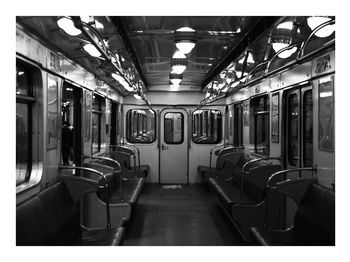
<box><xmin>16</xmin><ymin>16</ymin><xmax>280</xmax><ymax>95</ymax></box>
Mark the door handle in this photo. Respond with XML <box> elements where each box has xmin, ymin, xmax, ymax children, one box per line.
<box><xmin>161</xmin><ymin>144</ymin><xmax>169</xmax><ymax>151</ymax></box>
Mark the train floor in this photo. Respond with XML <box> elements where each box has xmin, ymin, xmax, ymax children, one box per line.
<box><xmin>122</xmin><ymin>183</ymin><xmax>245</xmax><ymax>246</ymax></box>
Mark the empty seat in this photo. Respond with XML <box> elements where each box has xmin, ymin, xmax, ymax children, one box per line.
<box><xmin>16</xmin><ymin>181</ymin><xmax>125</xmax><ymax>246</ymax></box>
<box><xmin>251</xmin><ymin>182</ymin><xmax>335</xmax><ymax>246</ymax></box>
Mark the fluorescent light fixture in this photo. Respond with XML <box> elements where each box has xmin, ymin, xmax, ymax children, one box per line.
<box><xmin>111</xmin><ymin>73</ymin><xmax>134</xmax><ymax>92</ymax></box>
<box><xmin>307</xmin><ymin>16</ymin><xmax>335</xmax><ymax>38</ymax></box>
<box><xmin>277</xmin><ymin>21</ymin><xmax>294</xmax><ymax>30</ymax></box>
<box><xmin>176</xmin><ymin>27</ymin><xmax>195</xmax><ymax>32</ymax></box>
<box><xmin>272</xmin><ymin>43</ymin><xmax>297</xmax><ymax>58</ymax></box>
<box><xmin>175</xmin><ymin>42</ymin><xmax>196</xmax><ymax>55</ymax></box>
<box><xmin>170</xmin><ymin>78</ymin><xmax>182</xmax><ymax>85</ymax></box>
<box><xmin>57</xmin><ymin>17</ymin><xmax>81</xmax><ymax>36</ymax></box>
<box><xmin>175</xmin><ymin>27</ymin><xmax>196</xmax><ymax>54</ymax></box>
<box><xmin>170</xmin><ymin>83</ymin><xmax>180</xmax><ymax>89</ymax></box>
<box><xmin>171</xmin><ymin>64</ymin><xmax>187</xmax><ymax>74</ymax></box>
<box><xmin>133</xmin><ymin>94</ymin><xmax>142</xmax><ymax>100</ymax></box>
<box><xmin>172</xmin><ymin>50</ymin><xmax>186</xmax><ymax>59</ymax></box>
<box><xmin>238</xmin><ymin>52</ymin><xmax>255</xmax><ymax>64</ymax></box>
<box><xmin>83</xmin><ymin>43</ymin><xmax>101</xmax><ymax>57</ymax></box>
<box><xmin>320</xmin><ymin>91</ymin><xmax>333</xmax><ymax>98</ymax></box>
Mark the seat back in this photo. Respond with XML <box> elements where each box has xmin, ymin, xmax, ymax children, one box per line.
<box><xmin>294</xmin><ymin>183</ymin><xmax>335</xmax><ymax>245</ymax></box>
<box><xmin>16</xmin><ymin>182</ymin><xmax>80</xmax><ymax>245</ymax></box>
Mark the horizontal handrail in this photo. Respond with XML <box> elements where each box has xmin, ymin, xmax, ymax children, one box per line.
<box><xmin>239</xmin><ymin>157</ymin><xmax>282</xmax><ymax>203</ymax></box>
<box><xmin>209</xmin><ymin>143</ymin><xmax>224</xmax><ymax>168</ymax></box>
<box><xmin>84</xmin><ymin>156</ymin><xmax>124</xmax><ymax>203</ymax></box>
<box><xmin>266</xmin><ymin>166</ymin><xmax>317</xmax><ymax>187</ymax></box>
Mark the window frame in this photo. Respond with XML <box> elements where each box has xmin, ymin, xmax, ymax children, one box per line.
<box><xmin>164</xmin><ymin>112</ymin><xmax>184</xmax><ymax>145</ymax></box>
<box><xmin>126</xmin><ymin>108</ymin><xmax>157</xmax><ymax>144</ymax></box>
<box><xmin>249</xmin><ymin>95</ymin><xmax>270</xmax><ymax>156</ymax></box>
<box><xmin>92</xmin><ymin>94</ymin><xmax>103</xmax><ymax>154</ymax></box>
<box><xmin>192</xmin><ymin>109</ymin><xmax>222</xmax><ymax>144</ymax></box>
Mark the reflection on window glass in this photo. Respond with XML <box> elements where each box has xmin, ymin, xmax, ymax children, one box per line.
<box><xmin>303</xmin><ymin>90</ymin><xmax>313</xmax><ymax>167</ymax></box>
<box><xmin>164</xmin><ymin>112</ymin><xmax>183</xmax><ymax>144</ymax></box>
<box><xmin>250</xmin><ymin>95</ymin><xmax>270</xmax><ymax>155</ymax></box>
<box><xmin>16</xmin><ymin>104</ymin><xmax>29</xmax><ymax>185</ymax></box>
<box><xmin>192</xmin><ymin>110</ymin><xmax>222</xmax><ymax>144</ymax></box>
<box><xmin>92</xmin><ymin>95</ymin><xmax>103</xmax><ymax>154</ymax></box>
<box><xmin>233</xmin><ymin>103</ymin><xmax>243</xmax><ymax>147</ymax></box>
<box><xmin>288</xmin><ymin>94</ymin><xmax>299</xmax><ymax>166</ymax></box>
<box><xmin>61</xmin><ymin>86</ymin><xmax>75</xmax><ymax>165</ymax></box>
<box><xmin>126</xmin><ymin>109</ymin><xmax>156</xmax><ymax>143</ymax></box>
<box><xmin>16</xmin><ymin>62</ymin><xmax>33</xmax><ymax>186</ymax></box>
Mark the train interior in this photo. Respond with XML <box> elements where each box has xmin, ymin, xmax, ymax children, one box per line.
<box><xmin>9</xmin><ymin>3</ymin><xmax>345</xmax><ymax>260</ymax></box>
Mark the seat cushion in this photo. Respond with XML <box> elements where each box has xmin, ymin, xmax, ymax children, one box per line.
<box><xmin>74</xmin><ymin>227</ymin><xmax>125</xmax><ymax>246</ymax></box>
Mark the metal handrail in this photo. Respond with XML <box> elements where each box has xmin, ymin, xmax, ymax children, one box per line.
<box><xmin>266</xmin><ymin>166</ymin><xmax>317</xmax><ymax>188</ymax></box>
<box><xmin>240</xmin><ymin>157</ymin><xmax>282</xmax><ymax>203</ymax></box>
<box><xmin>59</xmin><ymin>165</ymin><xmax>111</xmax><ymax>229</ymax></box>
<box><xmin>244</xmin><ymin>60</ymin><xmax>269</xmax><ymax>85</ymax></box>
<box><xmin>266</xmin><ymin>41</ymin><xmax>302</xmax><ymax>72</ymax></box>
<box><xmin>297</xmin><ymin>18</ymin><xmax>335</xmax><ymax>59</ymax></box>
<box><xmin>84</xmin><ymin>156</ymin><xmax>123</xmax><ymax>203</ymax></box>
<box><xmin>209</xmin><ymin>143</ymin><xmax>225</xmax><ymax>168</ymax></box>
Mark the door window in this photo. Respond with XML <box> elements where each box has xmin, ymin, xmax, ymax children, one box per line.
<box><xmin>164</xmin><ymin>112</ymin><xmax>184</xmax><ymax>144</ymax></box>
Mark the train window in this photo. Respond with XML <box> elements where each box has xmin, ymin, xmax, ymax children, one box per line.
<box><xmin>92</xmin><ymin>95</ymin><xmax>103</xmax><ymax>154</ymax></box>
<box><xmin>192</xmin><ymin>109</ymin><xmax>222</xmax><ymax>144</ymax></box>
<box><xmin>303</xmin><ymin>90</ymin><xmax>313</xmax><ymax>167</ymax></box>
<box><xmin>233</xmin><ymin>103</ymin><xmax>243</xmax><ymax>147</ymax></box>
<box><xmin>16</xmin><ymin>63</ymin><xmax>34</xmax><ymax>186</ymax></box>
<box><xmin>164</xmin><ymin>112</ymin><xmax>184</xmax><ymax>144</ymax></box>
<box><xmin>126</xmin><ymin>109</ymin><xmax>156</xmax><ymax>143</ymax></box>
<box><xmin>287</xmin><ymin>94</ymin><xmax>299</xmax><ymax>166</ymax></box>
<box><xmin>250</xmin><ymin>95</ymin><xmax>269</xmax><ymax>155</ymax></box>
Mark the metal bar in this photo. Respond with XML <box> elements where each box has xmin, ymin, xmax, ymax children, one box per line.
<box><xmin>59</xmin><ymin>165</ymin><xmax>111</xmax><ymax>229</ymax></box>
<box><xmin>110</xmin><ymin>17</ymin><xmax>148</xmax><ymax>90</ymax></box>
<box><xmin>267</xmin><ymin>166</ymin><xmax>317</xmax><ymax>187</ymax></box>
<box><xmin>84</xmin><ymin>156</ymin><xmax>123</xmax><ymax>203</ymax></box>
<box><xmin>297</xmin><ymin>18</ymin><xmax>335</xmax><ymax>59</ymax></box>
<box><xmin>266</xmin><ymin>41</ymin><xmax>302</xmax><ymax>72</ymax></box>
<box><xmin>209</xmin><ymin>143</ymin><xmax>225</xmax><ymax>168</ymax></box>
<box><xmin>201</xmin><ymin>16</ymin><xmax>280</xmax><ymax>89</ymax></box>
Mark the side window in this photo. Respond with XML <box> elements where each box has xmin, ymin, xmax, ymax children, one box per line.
<box><xmin>192</xmin><ymin>109</ymin><xmax>222</xmax><ymax>144</ymax></box>
<box><xmin>126</xmin><ymin>109</ymin><xmax>156</xmax><ymax>143</ymax></box>
<box><xmin>16</xmin><ymin>62</ymin><xmax>35</xmax><ymax>186</ymax></box>
<box><xmin>233</xmin><ymin>103</ymin><xmax>243</xmax><ymax>147</ymax></box>
<box><xmin>250</xmin><ymin>95</ymin><xmax>270</xmax><ymax>155</ymax></box>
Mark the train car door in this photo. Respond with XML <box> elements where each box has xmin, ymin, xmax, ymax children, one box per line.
<box><xmin>160</xmin><ymin>108</ymin><xmax>188</xmax><ymax>184</ymax></box>
<box><xmin>283</xmin><ymin>85</ymin><xmax>313</xmax><ymax>226</ymax></box>
<box><xmin>61</xmin><ymin>83</ymin><xmax>82</xmax><ymax>166</ymax></box>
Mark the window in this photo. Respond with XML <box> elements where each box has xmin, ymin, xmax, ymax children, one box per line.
<box><xmin>192</xmin><ymin>109</ymin><xmax>222</xmax><ymax>144</ymax></box>
<box><xmin>287</xmin><ymin>94</ymin><xmax>299</xmax><ymax>166</ymax></box>
<box><xmin>16</xmin><ymin>63</ymin><xmax>34</xmax><ymax>186</ymax></box>
<box><xmin>250</xmin><ymin>95</ymin><xmax>270</xmax><ymax>155</ymax></box>
<box><xmin>233</xmin><ymin>103</ymin><xmax>243</xmax><ymax>147</ymax></box>
<box><xmin>126</xmin><ymin>109</ymin><xmax>156</xmax><ymax>143</ymax></box>
<box><xmin>92</xmin><ymin>95</ymin><xmax>103</xmax><ymax>154</ymax></box>
<box><xmin>303</xmin><ymin>90</ymin><xmax>313</xmax><ymax>167</ymax></box>
<box><xmin>164</xmin><ymin>112</ymin><xmax>184</xmax><ymax>144</ymax></box>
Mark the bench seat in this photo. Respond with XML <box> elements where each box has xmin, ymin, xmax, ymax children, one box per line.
<box><xmin>250</xmin><ymin>183</ymin><xmax>335</xmax><ymax>246</ymax></box>
<box><xmin>16</xmin><ymin>181</ymin><xmax>124</xmax><ymax>246</ymax></box>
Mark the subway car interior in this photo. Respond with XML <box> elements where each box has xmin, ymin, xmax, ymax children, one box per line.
<box><xmin>11</xmin><ymin>6</ymin><xmax>342</xmax><ymax>258</ymax></box>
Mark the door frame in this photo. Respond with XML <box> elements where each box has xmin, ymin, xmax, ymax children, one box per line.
<box><xmin>158</xmin><ymin>107</ymin><xmax>189</xmax><ymax>184</ymax></box>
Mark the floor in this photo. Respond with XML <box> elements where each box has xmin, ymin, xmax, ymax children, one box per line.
<box><xmin>122</xmin><ymin>183</ymin><xmax>245</xmax><ymax>246</ymax></box>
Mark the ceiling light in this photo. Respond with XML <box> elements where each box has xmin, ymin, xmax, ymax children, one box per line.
<box><xmin>133</xmin><ymin>94</ymin><xmax>142</xmax><ymax>100</ymax></box>
<box><xmin>174</xmin><ymin>27</ymin><xmax>196</xmax><ymax>55</ymax></box>
<box><xmin>57</xmin><ymin>17</ymin><xmax>81</xmax><ymax>36</ymax></box>
<box><xmin>171</xmin><ymin>64</ymin><xmax>187</xmax><ymax>74</ymax></box>
<box><xmin>238</xmin><ymin>52</ymin><xmax>255</xmax><ymax>64</ymax></box>
<box><xmin>112</xmin><ymin>73</ymin><xmax>134</xmax><ymax>92</ymax></box>
<box><xmin>170</xmin><ymin>78</ymin><xmax>182</xmax><ymax>85</ymax></box>
<box><xmin>206</xmin><ymin>92</ymin><xmax>210</xmax><ymax>98</ymax></box>
<box><xmin>83</xmin><ymin>43</ymin><xmax>101</xmax><ymax>57</ymax></box>
<box><xmin>172</xmin><ymin>50</ymin><xmax>186</xmax><ymax>59</ymax></box>
<box><xmin>170</xmin><ymin>83</ymin><xmax>180</xmax><ymax>89</ymax></box>
<box><xmin>272</xmin><ymin>43</ymin><xmax>297</xmax><ymax>59</ymax></box>
<box><xmin>80</xmin><ymin>16</ymin><xmax>92</xmax><ymax>24</ymax></box>
<box><xmin>277</xmin><ymin>21</ymin><xmax>294</xmax><ymax>31</ymax></box>
<box><xmin>307</xmin><ymin>16</ymin><xmax>335</xmax><ymax>38</ymax></box>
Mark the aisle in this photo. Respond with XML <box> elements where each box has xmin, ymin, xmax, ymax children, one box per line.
<box><xmin>122</xmin><ymin>184</ymin><xmax>245</xmax><ymax>246</ymax></box>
